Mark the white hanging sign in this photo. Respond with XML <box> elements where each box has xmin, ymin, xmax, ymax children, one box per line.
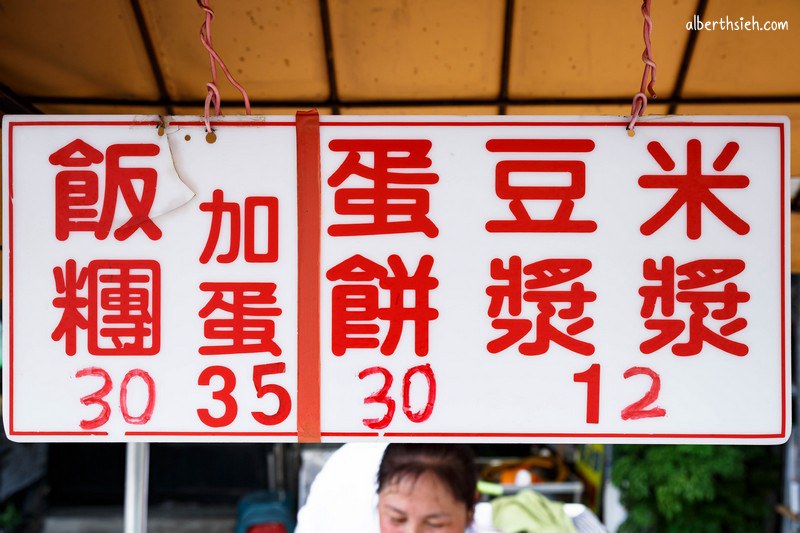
<box><xmin>2</xmin><ymin>114</ymin><xmax>790</xmax><ymax>444</ymax></box>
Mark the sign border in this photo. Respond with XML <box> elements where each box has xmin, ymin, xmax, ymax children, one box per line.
<box><xmin>3</xmin><ymin>117</ymin><xmax>788</xmax><ymax>441</ymax></box>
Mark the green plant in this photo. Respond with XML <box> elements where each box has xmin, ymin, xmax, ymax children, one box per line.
<box><xmin>0</xmin><ymin>503</ymin><xmax>22</xmax><ymax>532</ymax></box>
<box><xmin>611</xmin><ymin>444</ymin><xmax>779</xmax><ymax>533</ymax></box>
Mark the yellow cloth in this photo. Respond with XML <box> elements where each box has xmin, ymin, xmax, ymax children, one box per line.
<box><xmin>490</xmin><ymin>489</ymin><xmax>577</xmax><ymax>533</ymax></box>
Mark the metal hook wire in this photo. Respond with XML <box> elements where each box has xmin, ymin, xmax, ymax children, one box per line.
<box><xmin>628</xmin><ymin>0</ymin><xmax>657</xmax><ymax>133</ymax></box>
<box><xmin>197</xmin><ymin>0</ymin><xmax>252</xmax><ymax>135</ymax></box>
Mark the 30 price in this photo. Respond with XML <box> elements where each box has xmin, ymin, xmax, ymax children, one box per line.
<box><xmin>76</xmin><ymin>367</ymin><xmax>156</xmax><ymax>430</ymax></box>
<box><xmin>359</xmin><ymin>364</ymin><xmax>437</xmax><ymax>430</ymax></box>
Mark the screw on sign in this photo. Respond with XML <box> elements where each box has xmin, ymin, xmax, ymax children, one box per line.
<box><xmin>50</xmin><ymin>139</ymin><xmax>163</xmax><ymax>241</ymax></box>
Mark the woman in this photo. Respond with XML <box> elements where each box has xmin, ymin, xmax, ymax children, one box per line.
<box><xmin>296</xmin><ymin>443</ymin><xmax>479</xmax><ymax>533</ymax></box>
<box><xmin>377</xmin><ymin>444</ymin><xmax>478</xmax><ymax>533</ymax></box>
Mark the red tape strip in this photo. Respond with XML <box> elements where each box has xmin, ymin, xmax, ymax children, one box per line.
<box><xmin>296</xmin><ymin>110</ymin><xmax>322</xmax><ymax>443</ymax></box>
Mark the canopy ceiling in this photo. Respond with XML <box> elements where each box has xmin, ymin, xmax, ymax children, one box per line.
<box><xmin>0</xmin><ymin>1</ymin><xmax>797</xmax><ymax>167</ymax></box>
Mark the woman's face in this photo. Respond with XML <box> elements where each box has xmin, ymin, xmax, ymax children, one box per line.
<box><xmin>378</xmin><ymin>471</ymin><xmax>471</xmax><ymax>533</ymax></box>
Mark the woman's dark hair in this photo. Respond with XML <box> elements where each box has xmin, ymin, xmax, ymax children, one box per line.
<box><xmin>377</xmin><ymin>444</ymin><xmax>477</xmax><ymax>512</ymax></box>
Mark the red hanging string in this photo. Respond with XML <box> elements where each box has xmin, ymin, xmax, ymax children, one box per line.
<box><xmin>628</xmin><ymin>0</ymin><xmax>657</xmax><ymax>132</ymax></box>
<box><xmin>197</xmin><ymin>0</ymin><xmax>252</xmax><ymax>134</ymax></box>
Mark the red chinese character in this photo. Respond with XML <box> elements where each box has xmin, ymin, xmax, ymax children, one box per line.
<box><xmin>89</xmin><ymin>260</ymin><xmax>161</xmax><ymax>355</ymax></box>
<box><xmin>52</xmin><ymin>259</ymin><xmax>160</xmax><ymax>356</ymax></box>
<box><xmin>639</xmin><ymin>256</ymin><xmax>750</xmax><ymax>356</ymax></box>
<box><xmin>640</xmin><ymin>140</ymin><xmax>750</xmax><ymax>239</ymax></box>
<box><xmin>199</xmin><ymin>189</ymin><xmax>279</xmax><ymax>263</ymax></box>
<box><xmin>99</xmin><ymin>144</ymin><xmax>162</xmax><ymax>240</ymax></box>
<box><xmin>487</xmin><ymin>257</ymin><xmax>596</xmax><ymax>356</ymax></box>
<box><xmin>50</xmin><ymin>141</ymin><xmax>162</xmax><ymax>241</ymax></box>
<box><xmin>327</xmin><ymin>254</ymin><xmax>439</xmax><ymax>356</ymax></box>
<box><xmin>485</xmin><ymin>139</ymin><xmax>597</xmax><ymax>233</ymax></box>
<box><xmin>327</xmin><ymin>139</ymin><xmax>439</xmax><ymax>237</ymax></box>
<box><xmin>52</xmin><ymin>259</ymin><xmax>90</xmax><ymax>356</ymax></box>
<box><xmin>199</xmin><ymin>282</ymin><xmax>282</xmax><ymax>355</ymax></box>
<box><xmin>50</xmin><ymin>140</ymin><xmax>104</xmax><ymax>241</ymax></box>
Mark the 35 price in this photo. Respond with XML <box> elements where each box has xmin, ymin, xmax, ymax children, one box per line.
<box><xmin>197</xmin><ymin>363</ymin><xmax>291</xmax><ymax>427</ymax></box>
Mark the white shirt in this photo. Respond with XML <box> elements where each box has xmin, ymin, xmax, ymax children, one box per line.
<box><xmin>295</xmin><ymin>443</ymin><xmax>388</xmax><ymax>533</ymax></box>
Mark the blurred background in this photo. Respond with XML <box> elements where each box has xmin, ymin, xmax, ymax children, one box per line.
<box><xmin>0</xmin><ymin>0</ymin><xmax>798</xmax><ymax>532</ymax></box>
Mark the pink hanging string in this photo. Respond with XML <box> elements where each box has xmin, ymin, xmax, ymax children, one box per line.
<box><xmin>628</xmin><ymin>0</ymin><xmax>657</xmax><ymax>132</ymax></box>
<box><xmin>198</xmin><ymin>0</ymin><xmax>252</xmax><ymax>134</ymax></box>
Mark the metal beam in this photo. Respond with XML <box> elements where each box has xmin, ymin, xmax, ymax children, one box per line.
<box><xmin>498</xmin><ymin>0</ymin><xmax>515</xmax><ymax>115</ymax></box>
<box><xmin>129</xmin><ymin>0</ymin><xmax>173</xmax><ymax>114</ymax></box>
<box><xmin>0</xmin><ymin>83</ymin><xmax>41</xmax><ymax>114</ymax></box>
<box><xmin>667</xmin><ymin>0</ymin><xmax>709</xmax><ymax>114</ymax></box>
<box><xmin>319</xmin><ymin>0</ymin><xmax>340</xmax><ymax>115</ymax></box>
<box><xmin>22</xmin><ymin>94</ymin><xmax>800</xmax><ymax>110</ymax></box>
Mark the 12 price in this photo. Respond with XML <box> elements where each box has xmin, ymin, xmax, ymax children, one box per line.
<box><xmin>574</xmin><ymin>364</ymin><xmax>667</xmax><ymax>423</ymax></box>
